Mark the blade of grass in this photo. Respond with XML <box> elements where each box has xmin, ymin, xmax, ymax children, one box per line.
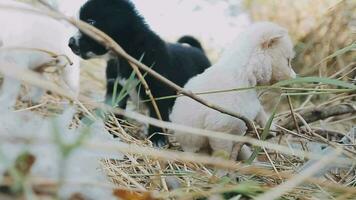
<box><xmin>274</xmin><ymin>76</ymin><xmax>356</xmax><ymax>89</ymax></box>
<box><xmin>246</xmin><ymin>96</ymin><xmax>282</xmax><ymax>164</ymax></box>
<box><xmin>313</xmin><ymin>42</ymin><xmax>356</xmax><ymax>68</ymax></box>
<box><xmin>111</xmin><ymin>54</ymin><xmax>146</xmax><ymax>107</ymax></box>
<box><xmin>113</xmin><ymin>71</ymin><xmax>139</xmax><ymax>107</ymax></box>
<box><xmin>281</xmin><ymin>90</ymin><xmax>354</xmax><ymax>96</ymax></box>
<box><xmin>111</xmin><ymin>78</ymin><xmax>120</xmax><ymax>106</ymax></box>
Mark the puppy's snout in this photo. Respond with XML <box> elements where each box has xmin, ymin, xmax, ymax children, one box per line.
<box><xmin>68</xmin><ymin>37</ymin><xmax>75</xmax><ymax>48</ymax></box>
<box><xmin>68</xmin><ymin>37</ymin><xmax>80</xmax><ymax>55</ymax></box>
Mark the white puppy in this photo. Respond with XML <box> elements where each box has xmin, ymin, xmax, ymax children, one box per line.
<box><xmin>0</xmin><ymin>0</ymin><xmax>80</xmax><ymax>105</ymax></box>
<box><xmin>169</xmin><ymin>22</ymin><xmax>296</xmax><ymax>159</ymax></box>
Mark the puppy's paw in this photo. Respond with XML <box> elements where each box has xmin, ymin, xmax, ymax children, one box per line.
<box><xmin>150</xmin><ymin>134</ymin><xmax>169</xmax><ymax>148</ymax></box>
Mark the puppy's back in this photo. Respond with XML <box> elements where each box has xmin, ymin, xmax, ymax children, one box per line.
<box><xmin>167</xmin><ymin>43</ymin><xmax>211</xmax><ymax>83</ymax></box>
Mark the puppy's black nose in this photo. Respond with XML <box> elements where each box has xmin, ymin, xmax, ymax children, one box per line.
<box><xmin>68</xmin><ymin>37</ymin><xmax>80</xmax><ymax>54</ymax></box>
<box><xmin>68</xmin><ymin>37</ymin><xmax>75</xmax><ymax>48</ymax></box>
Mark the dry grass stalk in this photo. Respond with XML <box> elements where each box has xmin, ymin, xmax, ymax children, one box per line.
<box><xmin>0</xmin><ymin>1</ymin><xmax>355</xmax><ymax>199</ymax></box>
<box><xmin>255</xmin><ymin>149</ymin><xmax>344</xmax><ymax>200</ymax></box>
<box><xmin>1</xmin><ymin>63</ymin><xmax>340</xmax><ymax>161</ymax></box>
<box><xmin>18</xmin><ymin>0</ymin><xmax>255</xmax><ymax>132</ymax></box>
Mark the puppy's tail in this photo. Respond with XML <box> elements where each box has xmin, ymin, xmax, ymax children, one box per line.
<box><xmin>177</xmin><ymin>35</ymin><xmax>204</xmax><ymax>52</ymax></box>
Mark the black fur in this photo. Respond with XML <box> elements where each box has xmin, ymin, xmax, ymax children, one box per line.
<box><xmin>177</xmin><ymin>35</ymin><xmax>204</xmax><ymax>52</ymax></box>
<box><xmin>69</xmin><ymin>0</ymin><xmax>211</xmax><ymax>147</ymax></box>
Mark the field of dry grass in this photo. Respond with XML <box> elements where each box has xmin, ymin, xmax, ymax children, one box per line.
<box><xmin>0</xmin><ymin>0</ymin><xmax>355</xmax><ymax>200</ymax></box>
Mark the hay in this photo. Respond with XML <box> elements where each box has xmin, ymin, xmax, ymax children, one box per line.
<box><xmin>0</xmin><ymin>0</ymin><xmax>355</xmax><ymax>199</ymax></box>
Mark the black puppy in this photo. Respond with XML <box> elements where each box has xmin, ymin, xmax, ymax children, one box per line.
<box><xmin>69</xmin><ymin>0</ymin><xmax>211</xmax><ymax>147</ymax></box>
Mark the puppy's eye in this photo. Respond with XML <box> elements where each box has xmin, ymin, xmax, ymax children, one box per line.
<box><xmin>87</xmin><ymin>19</ymin><xmax>96</xmax><ymax>26</ymax></box>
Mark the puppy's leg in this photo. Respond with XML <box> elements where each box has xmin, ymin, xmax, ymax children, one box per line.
<box><xmin>148</xmin><ymin>126</ymin><xmax>167</xmax><ymax>148</ymax></box>
<box><xmin>209</xmin><ymin>137</ymin><xmax>234</xmax><ymax>178</ymax></box>
<box><xmin>207</xmin><ymin>117</ymin><xmax>247</xmax><ymax>177</ymax></box>
<box><xmin>206</xmin><ymin>116</ymin><xmax>247</xmax><ymax>158</ymax></box>
<box><xmin>175</xmin><ymin>131</ymin><xmax>209</xmax><ymax>153</ymax></box>
<box><xmin>255</xmin><ymin>108</ymin><xmax>268</xmax><ymax>127</ymax></box>
<box><xmin>147</xmin><ymin>100</ymin><xmax>170</xmax><ymax>147</ymax></box>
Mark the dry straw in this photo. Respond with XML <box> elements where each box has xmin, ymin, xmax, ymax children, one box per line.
<box><xmin>0</xmin><ymin>0</ymin><xmax>355</xmax><ymax>199</ymax></box>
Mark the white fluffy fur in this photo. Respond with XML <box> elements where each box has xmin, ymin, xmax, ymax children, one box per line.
<box><xmin>0</xmin><ymin>76</ymin><xmax>120</xmax><ymax>199</ymax></box>
<box><xmin>0</xmin><ymin>0</ymin><xmax>80</xmax><ymax>104</ymax></box>
<box><xmin>0</xmin><ymin>106</ymin><xmax>120</xmax><ymax>200</ymax></box>
<box><xmin>169</xmin><ymin>22</ymin><xmax>296</xmax><ymax>159</ymax></box>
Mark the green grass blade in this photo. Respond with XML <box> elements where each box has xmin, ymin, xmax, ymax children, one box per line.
<box><xmin>246</xmin><ymin>96</ymin><xmax>282</xmax><ymax>164</ymax></box>
<box><xmin>111</xmin><ymin>53</ymin><xmax>149</xmax><ymax>107</ymax></box>
<box><xmin>111</xmin><ymin>78</ymin><xmax>120</xmax><ymax>106</ymax></box>
<box><xmin>110</xmin><ymin>53</ymin><xmax>156</xmax><ymax>108</ymax></box>
<box><xmin>274</xmin><ymin>76</ymin><xmax>356</xmax><ymax>89</ymax></box>
<box><xmin>314</xmin><ymin>42</ymin><xmax>356</xmax><ymax>67</ymax></box>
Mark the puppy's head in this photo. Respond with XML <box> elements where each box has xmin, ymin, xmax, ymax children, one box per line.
<box><xmin>260</xmin><ymin>23</ymin><xmax>296</xmax><ymax>83</ymax></box>
<box><xmin>69</xmin><ymin>0</ymin><xmax>139</xmax><ymax>59</ymax></box>
<box><xmin>250</xmin><ymin>22</ymin><xmax>296</xmax><ymax>85</ymax></box>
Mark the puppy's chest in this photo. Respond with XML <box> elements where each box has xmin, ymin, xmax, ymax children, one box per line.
<box><xmin>107</xmin><ymin>58</ymin><xmax>143</xmax><ymax>99</ymax></box>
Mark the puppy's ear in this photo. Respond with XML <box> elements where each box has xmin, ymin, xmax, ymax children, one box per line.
<box><xmin>261</xmin><ymin>35</ymin><xmax>284</xmax><ymax>49</ymax></box>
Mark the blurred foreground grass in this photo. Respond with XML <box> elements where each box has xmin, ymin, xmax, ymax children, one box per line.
<box><xmin>0</xmin><ymin>0</ymin><xmax>355</xmax><ymax>199</ymax></box>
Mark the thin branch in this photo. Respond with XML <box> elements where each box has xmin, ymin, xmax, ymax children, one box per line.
<box><xmin>12</xmin><ymin>2</ymin><xmax>255</xmax><ymax>132</ymax></box>
<box><xmin>311</xmin><ymin>128</ymin><xmax>348</xmax><ymax>138</ymax></box>
<box><xmin>31</xmin><ymin>1</ymin><xmax>164</xmax><ymax>126</ymax></box>
<box><xmin>0</xmin><ymin>69</ymin><xmax>355</xmax><ymax>198</ymax></box>
<box><xmin>3</xmin><ymin>0</ymin><xmax>356</xmax><ymax>161</ymax></box>
<box><xmin>2</xmin><ymin>62</ymin><xmax>355</xmax><ymax>162</ymax></box>
<box><xmin>287</xmin><ymin>95</ymin><xmax>302</xmax><ymax>135</ymax></box>
<box><xmin>280</xmin><ymin>104</ymin><xmax>356</xmax><ymax>130</ymax></box>
<box><xmin>0</xmin><ymin>64</ymin><xmax>336</xmax><ymax>161</ymax></box>
<box><xmin>69</xmin><ymin>17</ymin><xmax>255</xmax><ymax>131</ymax></box>
<box><xmin>0</xmin><ymin>65</ymin><xmax>310</xmax><ymax>159</ymax></box>
<box><xmin>127</xmin><ymin>62</ymin><xmax>165</xmax><ymax>132</ymax></box>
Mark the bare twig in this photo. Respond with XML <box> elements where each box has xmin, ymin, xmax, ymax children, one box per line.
<box><xmin>39</xmin><ymin>0</ymin><xmax>164</xmax><ymax>133</ymax></box>
<box><xmin>68</xmin><ymin>17</ymin><xmax>255</xmax><ymax>131</ymax></box>
<box><xmin>127</xmin><ymin>62</ymin><xmax>166</xmax><ymax>132</ymax></box>
<box><xmin>280</xmin><ymin>104</ymin><xmax>356</xmax><ymax>130</ymax></box>
<box><xmin>3</xmin><ymin>61</ymin><xmax>356</xmax><ymax>164</ymax></box>
<box><xmin>254</xmin><ymin>123</ymin><xmax>282</xmax><ymax>180</ymax></box>
<box><xmin>8</xmin><ymin>2</ymin><xmax>255</xmax><ymax>131</ymax></box>
<box><xmin>287</xmin><ymin>95</ymin><xmax>302</xmax><ymax>135</ymax></box>
<box><xmin>311</xmin><ymin>128</ymin><xmax>348</xmax><ymax>138</ymax></box>
<box><xmin>1</xmin><ymin>64</ymin><xmax>341</xmax><ymax>162</ymax></box>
